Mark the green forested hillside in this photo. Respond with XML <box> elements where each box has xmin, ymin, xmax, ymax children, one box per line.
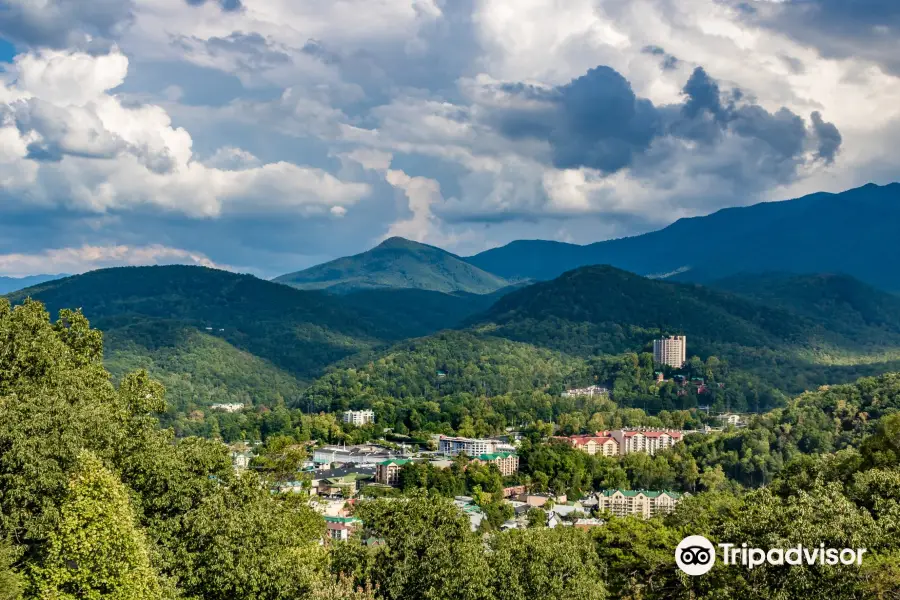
<box><xmin>275</xmin><ymin>237</ymin><xmax>511</xmax><ymax>294</ymax></box>
<box><xmin>5</xmin><ymin>266</ymin><xmax>394</xmax><ymax>409</ymax></box>
<box><xmin>469</xmin><ymin>265</ymin><xmax>900</xmax><ymax>390</ymax></box>
<box><xmin>338</xmin><ymin>287</ymin><xmax>514</xmax><ymax>339</ymax></box>
<box><xmin>708</xmin><ymin>272</ymin><xmax>900</xmax><ymax>339</ymax></box>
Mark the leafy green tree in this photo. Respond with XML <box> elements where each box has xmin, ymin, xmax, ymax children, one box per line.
<box><xmin>488</xmin><ymin>528</ymin><xmax>606</xmax><ymax>600</ymax></box>
<box><xmin>0</xmin><ymin>539</ymin><xmax>22</xmax><ymax>600</ymax></box>
<box><xmin>349</xmin><ymin>493</ymin><xmax>491</xmax><ymax>600</ymax></box>
<box><xmin>28</xmin><ymin>451</ymin><xmax>169</xmax><ymax>599</ymax></box>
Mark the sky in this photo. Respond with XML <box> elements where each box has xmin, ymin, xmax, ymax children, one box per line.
<box><xmin>0</xmin><ymin>0</ymin><xmax>898</xmax><ymax>278</ymax></box>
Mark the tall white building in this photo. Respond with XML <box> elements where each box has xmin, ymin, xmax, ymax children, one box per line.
<box><xmin>438</xmin><ymin>436</ymin><xmax>498</xmax><ymax>457</ymax></box>
<box><xmin>653</xmin><ymin>335</ymin><xmax>686</xmax><ymax>368</ymax></box>
<box><xmin>342</xmin><ymin>410</ymin><xmax>375</xmax><ymax>426</ymax></box>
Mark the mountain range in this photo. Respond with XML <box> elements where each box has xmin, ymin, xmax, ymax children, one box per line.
<box><xmin>465</xmin><ymin>183</ymin><xmax>900</xmax><ymax>291</ymax></box>
<box><xmin>7</xmin><ymin>181</ymin><xmax>900</xmax><ymax>417</ymax></box>
<box><xmin>0</xmin><ymin>274</ymin><xmax>66</xmax><ymax>295</ymax></box>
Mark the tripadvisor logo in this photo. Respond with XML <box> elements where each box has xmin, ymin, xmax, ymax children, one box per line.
<box><xmin>675</xmin><ymin>535</ymin><xmax>868</xmax><ymax>576</ymax></box>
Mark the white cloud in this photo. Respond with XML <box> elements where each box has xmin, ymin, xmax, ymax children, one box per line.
<box><xmin>0</xmin><ymin>47</ymin><xmax>371</xmax><ymax>218</ymax></box>
<box><xmin>0</xmin><ymin>244</ymin><xmax>230</xmax><ymax>277</ymax></box>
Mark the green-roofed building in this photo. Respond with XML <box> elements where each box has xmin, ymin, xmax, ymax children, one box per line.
<box><xmin>472</xmin><ymin>452</ymin><xmax>519</xmax><ymax>476</ymax></box>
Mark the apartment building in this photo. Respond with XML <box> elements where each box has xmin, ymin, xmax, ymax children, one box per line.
<box><xmin>439</xmin><ymin>436</ymin><xmax>498</xmax><ymax>456</ymax></box>
<box><xmin>555</xmin><ymin>435</ymin><xmax>620</xmax><ymax>457</ymax></box>
<box><xmin>595</xmin><ymin>489</ymin><xmax>683</xmax><ymax>518</ymax></box>
<box><xmin>610</xmin><ymin>429</ymin><xmax>683</xmax><ymax>456</ymax></box>
<box><xmin>471</xmin><ymin>452</ymin><xmax>519</xmax><ymax>476</ymax></box>
<box><xmin>653</xmin><ymin>335</ymin><xmax>686</xmax><ymax>368</ymax></box>
<box><xmin>375</xmin><ymin>459</ymin><xmax>413</xmax><ymax>486</ymax></box>
<box><xmin>342</xmin><ymin>409</ymin><xmax>375</xmax><ymax>426</ymax></box>
<box><xmin>555</xmin><ymin>429</ymin><xmax>682</xmax><ymax>457</ymax></box>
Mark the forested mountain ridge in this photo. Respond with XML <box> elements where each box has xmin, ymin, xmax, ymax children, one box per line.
<box><xmin>4</xmin><ymin>266</ymin><xmax>402</xmax><ymax>412</ymax></box>
<box><xmin>465</xmin><ymin>182</ymin><xmax>900</xmax><ymax>291</ymax></box>
<box><xmin>0</xmin><ymin>274</ymin><xmax>66</xmax><ymax>295</ymax></box>
<box><xmin>275</xmin><ymin>236</ymin><xmax>511</xmax><ymax>294</ymax></box>
<box><xmin>471</xmin><ymin>265</ymin><xmax>900</xmax><ymax>357</ymax></box>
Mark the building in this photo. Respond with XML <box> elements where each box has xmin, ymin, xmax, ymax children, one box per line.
<box><xmin>595</xmin><ymin>489</ymin><xmax>683</xmax><ymax>518</ymax></box>
<box><xmin>211</xmin><ymin>403</ymin><xmax>245</xmax><ymax>413</ymax></box>
<box><xmin>313</xmin><ymin>444</ymin><xmax>406</xmax><ymax>467</ymax></box>
<box><xmin>653</xmin><ymin>335</ymin><xmax>686</xmax><ymax>368</ymax></box>
<box><xmin>610</xmin><ymin>429</ymin><xmax>683</xmax><ymax>456</ymax></box>
<box><xmin>718</xmin><ymin>413</ymin><xmax>744</xmax><ymax>427</ymax></box>
<box><xmin>342</xmin><ymin>409</ymin><xmax>375</xmax><ymax>426</ymax></box>
<box><xmin>555</xmin><ymin>429</ymin><xmax>682</xmax><ymax>457</ymax></box>
<box><xmin>324</xmin><ymin>516</ymin><xmax>361</xmax><ymax>542</ymax></box>
<box><xmin>471</xmin><ymin>452</ymin><xmax>519</xmax><ymax>476</ymax></box>
<box><xmin>309</xmin><ymin>465</ymin><xmax>376</xmax><ymax>497</ymax></box>
<box><xmin>555</xmin><ymin>435</ymin><xmax>620</xmax><ymax>457</ymax></box>
<box><xmin>561</xmin><ymin>385</ymin><xmax>609</xmax><ymax>398</ymax></box>
<box><xmin>439</xmin><ymin>436</ymin><xmax>498</xmax><ymax>457</ymax></box>
<box><xmin>375</xmin><ymin>459</ymin><xmax>413</xmax><ymax>486</ymax></box>
<box><xmin>230</xmin><ymin>449</ymin><xmax>254</xmax><ymax>470</ymax></box>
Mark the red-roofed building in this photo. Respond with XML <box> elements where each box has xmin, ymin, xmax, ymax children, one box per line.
<box><xmin>554</xmin><ymin>435</ymin><xmax>620</xmax><ymax>457</ymax></box>
<box><xmin>611</xmin><ymin>429</ymin><xmax>682</xmax><ymax>455</ymax></box>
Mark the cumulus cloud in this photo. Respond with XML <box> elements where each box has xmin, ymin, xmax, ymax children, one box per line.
<box><xmin>0</xmin><ymin>48</ymin><xmax>370</xmax><ymax>217</ymax></box>
<box><xmin>479</xmin><ymin>64</ymin><xmax>841</xmax><ymax>186</ymax></box>
<box><xmin>0</xmin><ymin>0</ymin><xmax>134</xmax><ymax>49</ymax></box>
<box><xmin>0</xmin><ymin>244</ymin><xmax>228</xmax><ymax>278</ymax></box>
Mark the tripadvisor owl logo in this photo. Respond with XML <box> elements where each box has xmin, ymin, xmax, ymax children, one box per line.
<box><xmin>675</xmin><ymin>535</ymin><xmax>869</xmax><ymax>576</ymax></box>
<box><xmin>676</xmin><ymin>535</ymin><xmax>716</xmax><ymax>576</ymax></box>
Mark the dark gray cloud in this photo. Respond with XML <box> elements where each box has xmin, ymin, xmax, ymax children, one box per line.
<box><xmin>642</xmin><ymin>45</ymin><xmax>679</xmax><ymax>70</ymax></box>
<box><xmin>485</xmin><ymin>64</ymin><xmax>841</xmax><ymax>185</ymax></box>
<box><xmin>0</xmin><ymin>0</ymin><xmax>133</xmax><ymax>49</ymax></box>
<box><xmin>185</xmin><ymin>0</ymin><xmax>243</xmax><ymax>12</ymax></box>
<box><xmin>811</xmin><ymin>110</ymin><xmax>842</xmax><ymax>164</ymax></box>
<box><xmin>734</xmin><ymin>0</ymin><xmax>900</xmax><ymax>74</ymax></box>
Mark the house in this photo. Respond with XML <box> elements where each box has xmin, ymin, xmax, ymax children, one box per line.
<box><xmin>375</xmin><ymin>459</ymin><xmax>413</xmax><ymax>486</ymax></box>
<box><xmin>502</xmin><ymin>485</ymin><xmax>526</xmax><ymax>498</ymax></box>
<box><xmin>325</xmin><ymin>521</ymin><xmax>352</xmax><ymax>542</ymax></box>
<box><xmin>594</xmin><ymin>489</ymin><xmax>683</xmax><ymax>519</ymax></box>
<box><xmin>229</xmin><ymin>449</ymin><xmax>254</xmax><ymax>471</ymax></box>
<box><xmin>574</xmin><ymin>518</ymin><xmax>604</xmax><ymax>530</ymax></box>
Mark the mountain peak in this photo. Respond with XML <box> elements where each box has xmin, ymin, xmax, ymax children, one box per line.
<box><xmin>275</xmin><ymin>237</ymin><xmax>509</xmax><ymax>294</ymax></box>
<box><xmin>375</xmin><ymin>236</ymin><xmax>428</xmax><ymax>250</ymax></box>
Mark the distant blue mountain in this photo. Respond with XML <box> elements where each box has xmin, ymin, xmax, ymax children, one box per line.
<box><xmin>0</xmin><ymin>274</ymin><xmax>67</xmax><ymax>295</ymax></box>
<box><xmin>465</xmin><ymin>182</ymin><xmax>900</xmax><ymax>291</ymax></box>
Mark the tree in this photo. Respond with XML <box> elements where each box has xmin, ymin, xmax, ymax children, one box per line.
<box><xmin>350</xmin><ymin>493</ymin><xmax>491</xmax><ymax>600</ymax></box>
<box><xmin>0</xmin><ymin>539</ymin><xmax>22</xmax><ymax>600</ymax></box>
<box><xmin>28</xmin><ymin>451</ymin><xmax>169</xmax><ymax>599</ymax></box>
<box><xmin>526</xmin><ymin>508</ymin><xmax>546</xmax><ymax>528</ymax></box>
<box><xmin>488</xmin><ymin>528</ymin><xmax>606</xmax><ymax>600</ymax></box>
